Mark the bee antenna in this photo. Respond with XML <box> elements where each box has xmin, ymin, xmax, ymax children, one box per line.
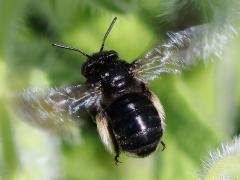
<box><xmin>52</xmin><ymin>43</ymin><xmax>91</xmax><ymax>58</ymax></box>
<box><xmin>99</xmin><ymin>17</ymin><xmax>117</xmax><ymax>52</ymax></box>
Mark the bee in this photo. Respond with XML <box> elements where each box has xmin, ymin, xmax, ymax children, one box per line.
<box><xmin>17</xmin><ymin>16</ymin><xmax>239</xmax><ymax>164</ymax></box>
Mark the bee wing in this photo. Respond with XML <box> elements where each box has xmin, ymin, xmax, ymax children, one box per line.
<box><xmin>15</xmin><ymin>85</ymin><xmax>101</xmax><ymax>130</ymax></box>
<box><xmin>131</xmin><ymin>23</ymin><xmax>239</xmax><ymax>82</ymax></box>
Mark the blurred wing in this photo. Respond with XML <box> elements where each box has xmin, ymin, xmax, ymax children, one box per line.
<box><xmin>16</xmin><ymin>85</ymin><xmax>101</xmax><ymax>130</ymax></box>
<box><xmin>132</xmin><ymin>23</ymin><xmax>239</xmax><ymax>82</ymax></box>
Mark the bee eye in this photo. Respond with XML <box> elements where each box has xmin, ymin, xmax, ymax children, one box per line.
<box><xmin>109</xmin><ymin>50</ymin><xmax>118</xmax><ymax>57</ymax></box>
<box><xmin>103</xmin><ymin>50</ymin><xmax>118</xmax><ymax>61</ymax></box>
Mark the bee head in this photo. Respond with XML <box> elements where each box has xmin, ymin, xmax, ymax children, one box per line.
<box><xmin>81</xmin><ymin>50</ymin><xmax>119</xmax><ymax>80</ymax></box>
<box><xmin>81</xmin><ymin>17</ymin><xmax>118</xmax><ymax>80</ymax></box>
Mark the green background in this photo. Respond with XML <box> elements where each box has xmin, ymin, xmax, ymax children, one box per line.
<box><xmin>0</xmin><ymin>0</ymin><xmax>240</xmax><ymax>179</ymax></box>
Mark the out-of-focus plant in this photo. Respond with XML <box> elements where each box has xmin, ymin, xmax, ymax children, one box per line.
<box><xmin>200</xmin><ymin>136</ymin><xmax>240</xmax><ymax>179</ymax></box>
<box><xmin>0</xmin><ymin>0</ymin><xmax>239</xmax><ymax>180</ymax></box>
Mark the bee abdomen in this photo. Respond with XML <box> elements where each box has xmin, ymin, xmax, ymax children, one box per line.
<box><xmin>106</xmin><ymin>93</ymin><xmax>163</xmax><ymax>157</ymax></box>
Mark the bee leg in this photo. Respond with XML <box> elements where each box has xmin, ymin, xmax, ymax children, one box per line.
<box><xmin>161</xmin><ymin>141</ymin><xmax>166</xmax><ymax>151</ymax></box>
<box><xmin>114</xmin><ymin>154</ymin><xmax>122</xmax><ymax>165</ymax></box>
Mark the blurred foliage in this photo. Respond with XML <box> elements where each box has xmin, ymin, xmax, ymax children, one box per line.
<box><xmin>200</xmin><ymin>136</ymin><xmax>240</xmax><ymax>179</ymax></box>
<box><xmin>0</xmin><ymin>0</ymin><xmax>240</xmax><ymax>180</ymax></box>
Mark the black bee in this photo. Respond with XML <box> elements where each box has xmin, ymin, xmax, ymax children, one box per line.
<box><xmin>17</xmin><ymin>16</ymin><xmax>238</xmax><ymax>164</ymax></box>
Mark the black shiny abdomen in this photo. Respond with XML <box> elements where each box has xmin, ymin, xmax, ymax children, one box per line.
<box><xmin>106</xmin><ymin>93</ymin><xmax>163</xmax><ymax>157</ymax></box>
